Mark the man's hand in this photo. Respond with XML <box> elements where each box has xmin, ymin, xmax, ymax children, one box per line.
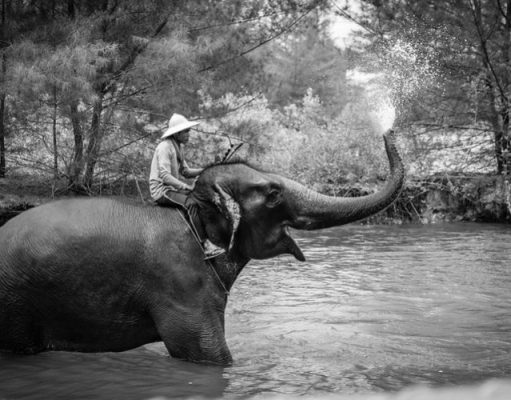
<box><xmin>182</xmin><ymin>183</ymin><xmax>194</xmax><ymax>193</ymax></box>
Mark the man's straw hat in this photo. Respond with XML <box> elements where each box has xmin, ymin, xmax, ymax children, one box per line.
<box><xmin>161</xmin><ymin>113</ymin><xmax>200</xmax><ymax>139</ymax></box>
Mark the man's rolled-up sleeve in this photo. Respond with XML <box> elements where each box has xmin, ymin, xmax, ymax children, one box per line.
<box><xmin>181</xmin><ymin>159</ymin><xmax>203</xmax><ymax>178</ymax></box>
<box><xmin>158</xmin><ymin>145</ymin><xmax>186</xmax><ymax>189</ymax></box>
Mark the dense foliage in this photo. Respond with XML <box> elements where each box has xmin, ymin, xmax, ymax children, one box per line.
<box><xmin>338</xmin><ymin>0</ymin><xmax>511</xmax><ymax>176</ymax></box>
<box><xmin>1</xmin><ymin>0</ymin><xmax>359</xmax><ymax>194</ymax></box>
<box><xmin>0</xmin><ymin>0</ymin><xmax>509</xmax><ymax>202</ymax></box>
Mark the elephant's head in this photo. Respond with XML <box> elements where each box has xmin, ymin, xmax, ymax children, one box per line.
<box><xmin>190</xmin><ymin>130</ymin><xmax>404</xmax><ymax>262</ymax></box>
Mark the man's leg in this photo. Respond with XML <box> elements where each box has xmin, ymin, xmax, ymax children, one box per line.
<box><xmin>157</xmin><ymin>191</ymin><xmax>225</xmax><ymax>259</ymax></box>
<box><xmin>156</xmin><ymin>191</ymin><xmax>188</xmax><ymax>208</ymax></box>
<box><xmin>187</xmin><ymin>203</ymin><xmax>225</xmax><ymax>259</ymax></box>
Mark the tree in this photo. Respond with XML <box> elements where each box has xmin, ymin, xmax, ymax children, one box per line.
<box><xmin>4</xmin><ymin>0</ymin><xmax>324</xmax><ymax>191</ymax></box>
<box><xmin>256</xmin><ymin>8</ymin><xmax>352</xmax><ymax>116</ymax></box>
<box><xmin>0</xmin><ymin>0</ymin><xmax>9</xmax><ymax>178</ymax></box>
<box><xmin>339</xmin><ymin>0</ymin><xmax>511</xmax><ymax>175</ymax></box>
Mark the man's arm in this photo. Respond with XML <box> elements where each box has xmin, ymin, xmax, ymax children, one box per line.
<box><xmin>158</xmin><ymin>146</ymin><xmax>193</xmax><ymax>191</ymax></box>
<box><xmin>181</xmin><ymin>159</ymin><xmax>203</xmax><ymax>178</ymax></box>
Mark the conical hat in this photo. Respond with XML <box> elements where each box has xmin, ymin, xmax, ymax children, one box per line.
<box><xmin>161</xmin><ymin>113</ymin><xmax>200</xmax><ymax>139</ymax></box>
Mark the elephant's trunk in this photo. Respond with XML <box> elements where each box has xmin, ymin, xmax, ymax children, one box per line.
<box><xmin>285</xmin><ymin>130</ymin><xmax>404</xmax><ymax>230</ymax></box>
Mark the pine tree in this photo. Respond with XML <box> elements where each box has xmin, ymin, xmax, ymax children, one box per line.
<box><xmin>256</xmin><ymin>9</ymin><xmax>351</xmax><ymax>116</ymax></box>
<box><xmin>350</xmin><ymin>0</ymin><xmax>511</xmax><ymax>175</ymax></box>
<box><xmin>0</xmin><ymin>0</ymin><xmax>9</xmax><ymax>178</ymax></box>
<box><xmin>4</xmin><ymin>0</ymin><xmax>325</xmax><ymax>190</ymax></box>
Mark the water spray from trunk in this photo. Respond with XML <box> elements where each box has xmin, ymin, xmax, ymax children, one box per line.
<box><xmin>369</xmin><ymin>95</ymin><xmax>396</xmax><ymax>134</ymax></box>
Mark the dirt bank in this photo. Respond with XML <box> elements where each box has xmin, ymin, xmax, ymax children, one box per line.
<box><xmin>1</xmin><ymin>173</ymin><xmax>510</xmax><ymax>226</ymax></box>
<box><xmin>322</xmin><ymin>173</ymin><xmax>511</xmax><ymax>224</ymax></box>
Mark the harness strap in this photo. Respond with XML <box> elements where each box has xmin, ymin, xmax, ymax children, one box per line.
<box><xmin>180</xmin><ymin>208</ymin><xmax>202</xmax><ymax>245</ymax></box>
<box><xmin>176</xmin><ymin>210</ymin><xmax>230</xmax><ymax>296</ymax></box>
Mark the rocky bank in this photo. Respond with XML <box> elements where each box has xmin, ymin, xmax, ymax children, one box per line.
<box><xmin>1</xmin><ymin>174</ymin><xmax>510</xmax><ymax>227</ymax></box>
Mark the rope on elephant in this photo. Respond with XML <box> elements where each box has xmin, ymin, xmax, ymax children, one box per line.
<box><xmin>177</xmin><ymin>210</ymin><xmax>230</xmax><ymax>296</ymax></box>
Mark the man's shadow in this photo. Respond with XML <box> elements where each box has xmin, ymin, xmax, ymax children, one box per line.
<box><xmin>0</xmin><ymin>345</ymin><xmax>229</xmax><ymax>400</ymax></box>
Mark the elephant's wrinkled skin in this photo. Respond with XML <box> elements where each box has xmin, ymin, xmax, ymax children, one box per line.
<box><xmin>0</xmin><ymin>130</ymin><xmax>404</xmax><ymax>365</ymax></box>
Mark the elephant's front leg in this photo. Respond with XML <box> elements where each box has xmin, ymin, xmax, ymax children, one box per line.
<box><xmin>152</xmin><ymin>308</ymin><xmax>233</xmax><ymax>365</ymax></box>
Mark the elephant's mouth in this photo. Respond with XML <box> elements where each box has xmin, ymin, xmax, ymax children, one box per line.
<box><xmin>280</xmin><ymin>227</ymin><xmax>305</xmax><ymax>262</ymax></box>
<box><xmin>248</xmin><ymin>226</ymin><xmax>305</xmax><ymax>262</ymax></box>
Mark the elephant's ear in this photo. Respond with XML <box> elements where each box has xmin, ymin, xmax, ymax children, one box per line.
<box><xmin>212</xmin><ymin>184</ymin><xmax>241</xmax><ymax>251</ymax></box>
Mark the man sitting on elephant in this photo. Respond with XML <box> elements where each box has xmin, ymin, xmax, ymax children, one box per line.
<box><xmin>150</xmin><ymin>113</ymin><xmax>225</xmax><ymax>259</ymax></box>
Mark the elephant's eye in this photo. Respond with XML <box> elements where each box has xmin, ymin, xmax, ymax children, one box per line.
<box><xmin>266</xmin><ymin>189</ymin><xmax>282</xmax><ymax>208</ymax></box>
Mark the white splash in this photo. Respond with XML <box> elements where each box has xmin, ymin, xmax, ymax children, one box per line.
<box><xmin>371</xmin><ymin>97</ymin><xmax>396</xmax><ymax>133</ymax></box>
<box><xmin>353</xmin><ymin>36</ymin><xmax>438</xmax><ymax>136</ymax></box>
<box><xmin>366</xmin><ymin>88</ymin><xmax>396</xmax><ymax>134</ymax></box>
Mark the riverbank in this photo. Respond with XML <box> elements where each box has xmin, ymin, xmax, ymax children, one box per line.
<box><xmin>0</xmin><ymin>174</ymin><xmax>49</xmax><ymax>226</ymax></box>
<box><xmin>372</xmin><ymin>173</ymin><xmax>511</xmax><ymax>224</ymax></box>
<box><xmin>0</xmin><ymin>172</ymin><xmax>148</xmax><ymax>226</ymax></box>
<box><xmin>318</xmin><ymin>173</ymin><xmax>511</xmax><ymax>224</ymax></box>
<box><xmin>1</xmin><ymin>173</ymin><xmax>510</xmax><ymax>226</ymax></box>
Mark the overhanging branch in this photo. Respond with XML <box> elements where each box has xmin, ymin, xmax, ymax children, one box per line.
<box><xmin>198</xmin><ymin>5</ymin><xmax>317</xmax><ymax>73</ymax></box>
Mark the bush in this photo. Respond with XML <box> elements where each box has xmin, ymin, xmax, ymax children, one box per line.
<box><xmin>197</xmin><ymin>89</ymin><xmax>391</xmax><ymax>190</ymax></box>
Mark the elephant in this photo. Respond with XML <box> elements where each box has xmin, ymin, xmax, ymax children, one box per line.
<box><xmin>0</xmin><ymin>129</ymin><xmax>404</xmax><ymax>365</ymax></box>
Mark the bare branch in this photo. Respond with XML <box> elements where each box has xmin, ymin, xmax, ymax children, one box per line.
<box><xmin>468</xmin><ymin>0</ymin><xmax>508</xmax><ymax>107</ymax></box>
<box><xmin>189</xmin><ymin>11</ymin><xmax>285</xmax><ymax>32</ymax></box>
<box><xmin>198</xmin><ymin>6</ymin><xmax>316</xmax><ymax>73</ymax></box>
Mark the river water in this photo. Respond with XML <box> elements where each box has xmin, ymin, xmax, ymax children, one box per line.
<box><xmin>1</xmin><ymin>223</ymin><xmax>510</xmax><ymax>399</ymax></box>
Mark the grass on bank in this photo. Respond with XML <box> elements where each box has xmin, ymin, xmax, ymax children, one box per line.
<box><xmin>1</xmin><ymin>171</ymin><xmax>510</xmax><ymax>226</ymax></box>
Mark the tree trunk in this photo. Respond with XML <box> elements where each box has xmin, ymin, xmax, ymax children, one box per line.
<box><xmin>504</xmin><ymin>136</ymin><xmax>511</xmax><ymax>176</ymax></box>
<box><xmin>494</xmin><ymin>126</ymin><xmax>504</xmax><ymax>174</ymax></box>
<box><xmin>485</xmin><ymin>82</ymin><xmax>506</xmax><ymax>174</ymax></box>
<box><xmin>78</xmin><ymin>8</ymin><xmax>170</xmax><ymax>190</ymax></box>
<box><xmin>472</xmin><ymin>0</ymin><xmax>510</xmax><ymax>175</ymax></box>
<box><xmin>496</xmin><ymin>107</ymin><xmax>510</xmax><ymax>176</ymax></box>
<box><xmin>52</xmin><ymin>85</ymin><xmax>58</xmax><ymax>181</ymax></box>
<box><xmin>68</xmin><ymin>101</ymin><xmax>85</xmax><ymax>191</ymax></box>
<box><xmin>503</xmin><ymin>0</ymin><xmax>511</xmax><ymax>175</ymax></box>
<box><xmin>83</xmin><ymin>94</ymin><xmax>104</xmax><ymax>190</ymax></box>
<box><xmin>0</xmin><ymin>0</ymin><xmax>6</xmax><ymax>178</ymax></box>
<box><xmin>0</xmin><ymin>94</ymin><xmax>5</xmax><ymax>179</ymax></box>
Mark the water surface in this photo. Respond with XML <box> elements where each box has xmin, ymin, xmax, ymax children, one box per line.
<box><xmin>1</xmin><ymin>223</ymin><xmax>510</xmax><ymax>399</ymax></box>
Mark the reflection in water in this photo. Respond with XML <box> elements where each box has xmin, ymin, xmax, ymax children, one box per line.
<box><xmin>0</xmin><ymin>346</ymin><xmax>227</xmax><ymax>400</ymax></box>
<box><xmin>1</xmin><ymin>223</ymin><xmax>510</xmax><ymax>399</ymax></box>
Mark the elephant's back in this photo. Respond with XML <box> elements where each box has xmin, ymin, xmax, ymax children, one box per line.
<box><xmin>0</xmin><ymin>196</ymin><xmax>195</xmax><ymax>301</ymax></box>
<box><xmin>0</xmin><ymin>197</ymin><xmax>183</xmax><ymax>273</ymax></box>
<box><xmin>1</xmin><ymin>197</ymin><xmax>176</xmax><ymax>235</ymax></box>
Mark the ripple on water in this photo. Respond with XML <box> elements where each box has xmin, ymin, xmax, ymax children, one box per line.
<box><xmin>1</xmin><ymin>223</ymin><xmax>510</xmax><ymax>399</ymax></box>
<box><xmin>225</xmin><ymin>223</ymin><xmax>511</xmax><ymax>396</ymax></box>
